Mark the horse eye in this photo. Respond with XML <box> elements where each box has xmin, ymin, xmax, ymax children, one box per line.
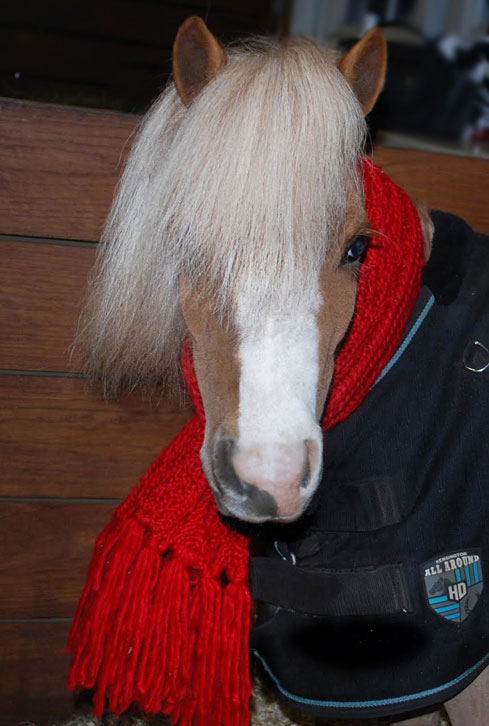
<box><xmin>343</xmin><ymin>235</ymin><xmax>369</xmax><ymax>264</ymax></box>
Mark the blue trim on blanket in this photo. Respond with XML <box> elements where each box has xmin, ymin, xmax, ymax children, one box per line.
<box><xmin>374</xmin><ymin>294</ymin><xmax>435</xmax><ymax>386</ymax></box>
<box><xmin>252</xmin><ymin>649</ymin><xmax>489</xmax><ymax>710</ymax></box>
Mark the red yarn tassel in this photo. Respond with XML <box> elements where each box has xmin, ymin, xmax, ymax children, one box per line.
<box><xmin>68</xmin><ymin>417</ymin><xmax>251</xmax><ymax>724</ymax></box>
<box><xmin>68</xmin><ymin>517</ymin><xmax>251</xmax><ymax>724</ymax></box>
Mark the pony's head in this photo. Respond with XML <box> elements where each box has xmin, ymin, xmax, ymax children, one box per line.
<box><xmin>80</xmin><ymin>18</ymin><xmax>389</xmax><ymax>523</ymax></box>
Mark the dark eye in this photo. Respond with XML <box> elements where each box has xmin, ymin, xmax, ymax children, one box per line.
<box><xmin>343</xmin><ymin>235</ymin><xmax>369</xmax><ymax>264</ymax></box>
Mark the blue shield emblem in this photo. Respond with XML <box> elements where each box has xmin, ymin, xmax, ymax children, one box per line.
<box><xmin>422</xmin><ymin>550</ymin><xmax>483</xmax><ymax>623</ymax></box>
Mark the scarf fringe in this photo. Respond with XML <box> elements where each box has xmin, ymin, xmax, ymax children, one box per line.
<box><xmin>67</xmin><ymin>516</ymin><xmax>251</xmax><ymax>726</ymax></box>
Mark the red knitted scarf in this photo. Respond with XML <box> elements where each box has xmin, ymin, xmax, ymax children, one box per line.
<box><xmin>67</xmin><ymin>161</ymin><xmax>424</xmax><ymax>725</ymax></box>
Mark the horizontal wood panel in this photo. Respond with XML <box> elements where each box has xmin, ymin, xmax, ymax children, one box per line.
<box><xmin>0</xmin><ymin>239</ymin><xmax>95</xmax><ymax>371</ymax></box>
<box><xmin>0</xmin><ymin>99</ymin><xmax>137</xmax><ymax>240</ymax></box>
<box><xmin>1</xmin><ymin>1</ymin><xmax>271</xmax><ymax>53</ymax></box>
<box><xmin>0</xmin><ymin>501</ymin><xmax>116</xmax><ymax>618</ymax></box>
<box><xmin>0</xmin><ymin>621</ymin><xmax>79</xmax><ymax>726</ymax></box>
<box><xmin>0</xmin><ymin>28</ymin><xmax>172</xmax><ymax>88</ymax></box>
<box><xmin>0</xmin><ymin>375</ymin><xmax>190</xmax><ymax>498</ymax></box>
<box><xmin>0</xmin><ymin>3</ymin><xmax>275</xmax><ymax>112</ymax></box>
<box><xmin>0</xmin><ymin>73</ymin><xmax>148</xmax><ymax>114</ymax></box>
<box><xmin>372</xmin><ymin>147</ymin><xmax>489</xmax><ymax>235</ymax></box>
<box><xmin>2</xmin><ymin>98</ymin><xmax>488</xmax><ymax>243</ymax></box>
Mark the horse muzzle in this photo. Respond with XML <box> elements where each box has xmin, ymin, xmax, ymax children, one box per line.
<box><xmin>205</xmin><ymin>432</ymin><xmax>322</xmax><ymax>523</ymax></box>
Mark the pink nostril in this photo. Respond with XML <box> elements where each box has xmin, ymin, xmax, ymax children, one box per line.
<box><xmin>231</xmin><ymin>443</ymin><xmax>309</xmax><ymax>517</ymax></box>
<box><xmin>271</xmin><ymin>479</ymin><xmax>304</xmax><ymax>517</ymax></box>
<box><xmin>231</xmin><ymin>450</ymin><xmax>306</xmax><ymax>489</ymax></box>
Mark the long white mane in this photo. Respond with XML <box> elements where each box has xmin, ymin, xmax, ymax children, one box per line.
<box><xmin>79</xmin><ymin>37</ymin><xmax>366</xmax><ymax>391</ymax></box>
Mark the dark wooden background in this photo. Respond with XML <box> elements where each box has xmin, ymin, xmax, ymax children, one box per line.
<box><xmin>2</xmin><ymin>94</ymin><xmax>489</xmax><ymax>726</ymax></box>
<box><xmin>0</xmin><ymin>0</ymin><xmax>282</xmax><ymax>112</ymax></box>
<box><xmin>0</xmin><ymin>98</ymin><xmax>192</xmax><ymax>725</ymax></box>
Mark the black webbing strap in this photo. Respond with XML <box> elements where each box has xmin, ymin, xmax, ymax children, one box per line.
<box><xmin>317</xmin><ymin>477</ymin><xmax>401</xmax><ymax>532</ymax></box>
<box><xmin>250</xmin><ymin>557</ymin><xmax>413</xmax><ymax>616</ymax></box>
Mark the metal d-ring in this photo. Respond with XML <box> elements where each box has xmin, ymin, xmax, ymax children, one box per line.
<box><xmin>274</xmin><ymin>540</ymin><xmax>297</xmax><ymax>565</ymax></box>
<box><xmin>463</xmin><ymin>340</ymin><xmax>489</xmax><ymax>373</ymax></box>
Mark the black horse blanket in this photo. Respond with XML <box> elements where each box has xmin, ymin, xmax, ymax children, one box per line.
<box><xmin>250</xmin><ymin>212</ymin><xmax>489</xmax><ymax>719</ymax></box>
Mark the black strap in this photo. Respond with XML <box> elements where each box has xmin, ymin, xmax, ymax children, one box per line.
<box><xmin>250</xmin><ymin>557</ymin><xmax>413</xmax><ymax>616</ymax></box>
<box><xmin>316</xmin><ymin>476</ymin><xmax>401</xmax><ymax>532</ymax></box>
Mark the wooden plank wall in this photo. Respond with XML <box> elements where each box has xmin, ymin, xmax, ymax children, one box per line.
<box><xmin>0</xmin><ymin>0</ymin><xmax>278</xmax><ymax>112</ymax></box>
<box><xmin>1</xmin><ymin>96</ymin><xmax>489</xmax><ymax>726</ymax></box>
<box><xmin>0</xmin><ymin>98</ymin><xmax>190</xmax><ymax>726</ymax></box>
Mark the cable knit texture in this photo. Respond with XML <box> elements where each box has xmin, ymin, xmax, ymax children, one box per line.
<box><xmin>67</xmin><ymin>161</ymin><xmax>425</xmax><ymax>726</ymax></box>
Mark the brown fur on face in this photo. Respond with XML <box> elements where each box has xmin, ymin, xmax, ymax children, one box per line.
<box><xmin>314</xmin><ymin>195</ymin><xmax>434</xmax><ymax>422</ymax></box>
<box><xmin>179</xmin><ymin>195</ymin><xmax>369</xmax><ymax>444</ymax></box>
<box><xmin>180</xmin><ymin>256</ymin><xmax>359</xmax><ymax>446</ymax></box>
<box><xmin>179</xmin><ymin>277</ymin><xmax>240</xmax><ymax>440</ymax></box>
<box><xmin>315</xmin><ymin>195</ymin><xmax>370</xmax><ymax>419</ymax></box>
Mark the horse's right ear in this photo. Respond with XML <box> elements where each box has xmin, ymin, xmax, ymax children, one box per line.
<box><xmin>338</xmin><ymin>27</ymin><xmax>387</xmax><ymax>115</ymax></box>
<box><xmin>173</xmin><ymin>16</ymin><xmax>226</xmax><ymax>106</ymax></box>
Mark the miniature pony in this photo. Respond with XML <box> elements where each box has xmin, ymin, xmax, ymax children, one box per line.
<box><xmin>71</xmin><ymin>17</ymin><xmax>489</xmax><ymax>726</ymax></box>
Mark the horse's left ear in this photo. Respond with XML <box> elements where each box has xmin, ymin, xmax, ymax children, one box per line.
<box><xmin>338</xmin><ymin>27</ymin><xmax>387</xmax><ymax>115</ymax></box>
<box><xmin>173</xmin><ymin>16</ymin><xmax>227</xmax><ymax>106</ymax></box>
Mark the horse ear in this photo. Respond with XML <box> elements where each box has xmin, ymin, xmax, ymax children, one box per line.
<box><xmin>173</xmin><ymin>16</ymin><xmax>226</xmax><ymax>106</ymax></box>
<box><xmin>338</xmin><ymin>28</ymin><xmax>387</xmax><ymax>115</ymax></box>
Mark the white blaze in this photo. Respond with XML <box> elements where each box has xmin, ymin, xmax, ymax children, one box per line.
<box><xmin>234</xmin><ymin>312</ymin><xmax>323</xmax><ymax>517</ymax></box>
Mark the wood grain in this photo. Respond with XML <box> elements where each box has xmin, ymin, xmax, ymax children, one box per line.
<box><xmin>0</xmin><ymin>2</ymin><xmax>276</xmax><ymax>114</ymax></box>
<box><xmin>0</xmin><ymin>239</ymin><xmax>94</xmax><ymax>371</ymax></box>
<box><xmin>2</xmin><ymin>98</ymin><xmax>488</xmax><ymax>243</ymax></box>
<box><xmin>372</xmin><ymin>147</ymin><xmax>489</xmax><ymax>235</ymax></box>
<box><xmin>0</xmin><ymin>374</ymin><xmax>190</xmax><ymax>498</ymax></box>
<box><xmin>0</xmin><ymin>500</ymin><xmax>117</xmax><ymax>618</ymax></box>
<box><xmin>0</xmin><ymin>4</ymin><xmax>268</xmax><ymax>67</ymax></box>
<box><xmin>0</xmin><ymin>99</ymin><xmax>138</xmax><ymax>241</ymax></box>
<box><xmin>0</xmin><ymin>27</ymin><xmax>172</xmax><ymax>88</ymax></box>
<box><xmin>0</xmin><ymin>0</ymin><xmax>273</xmax><ymax>47</ymax></box>
<box><xmin>0</xmin><ymin>621</ymin><xmax>82</xmax><ymax>726</ymax></box>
